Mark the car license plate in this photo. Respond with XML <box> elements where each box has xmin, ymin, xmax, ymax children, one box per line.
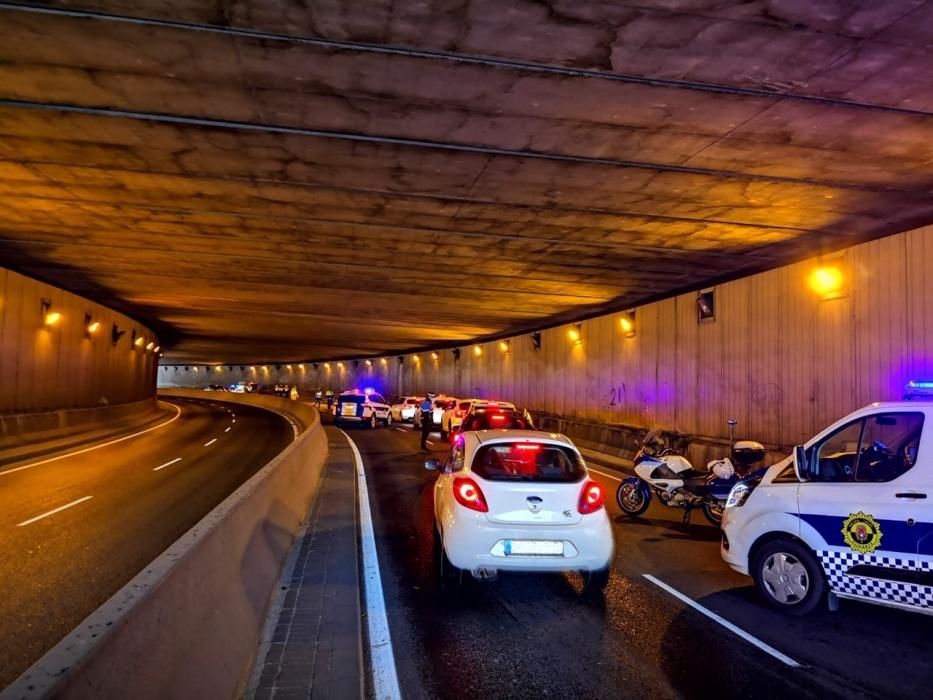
<box><xmin>341</xmin><ymin>403</ymin><xmax>357</xmax><ymax>416</ymax></box>
<box><xmin>504</xmin><ymin>540</ymin><xmax>564</xmax><ymax>556</ymax></box>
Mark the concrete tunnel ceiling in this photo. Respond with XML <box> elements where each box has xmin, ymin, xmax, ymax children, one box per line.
<box><xmin>2</xmin><ymin>1</ymin><xmax>933</xmax><ymax>364</ymax></box>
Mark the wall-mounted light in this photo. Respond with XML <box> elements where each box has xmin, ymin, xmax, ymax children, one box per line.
<box><xmin>286</xmin><ymin>364</ymin><xmax>293</xmax><ymax>371</ymax></box>
<box><xmin>85</xmin><ymin>313</ymin><xmax>100</xmax><ymax>336</ymax></box>
<box><xmin>299</xmin><ymin>364</ymin><xmax>305</xmax><ymax>371</ymax></box>
<box><xmin>365</xmin><ymin>360</ymin><xmax>373</xmax><ymax>367</ymax></box>
<box><xmin>380</xmin><ymin>358</ymin><xmax>387</xmax><ymax>366</ymax></box>
<box><xmin>193</xmin><ymin>366</ymin><xmax>199</xmax><ymax>372</ymax></box>
<box><xmin>568</xmin><ymin>324</ymin><xmax>582</xmax><ymax>345</ymax></box>
<box><xmin>154</xmin><ymin>346</ymin><xmax>161</xmax><ymax>353</ymax></box>
<box><xmin>697</xmin><ymin>289</ymin><xmax>716</xmax><ymax>322</ymax></box>
<box><xmin>146</xmin><ymin>341</ymin><xmax>155</xmax><ymax>351</ymax></box>
<box><xmin>262</xmin><ymin>365</ymin><xmax>268</xmax><ymax>372</ymax></box>
<box><xmin>430</xmin><ymin>352</ymin><xmax>439</xmax><ymax>361</ymax></box>
<box><xmin>809</xmin><ymin>265</ymin><xmax>845</xmax><ymax>300</ymax></box>
<box><xmin>473</xmin><ymin>345</ymin><xmax>483</xmax><ymax>357</ymax></box>
<box><xmin>324</xmin><ymin>362</ymin><xmax>331</xmax><ymax>369</ymax></box>
<box><xmin>214</xmin><ymin>364</ymin><xmax>222</xmax><ymax>372</ymax></box>
<box><xmin>499</xmin><ymin>340</ymin><xmax>510</xmax><ymax>354</ymax></box>
<box><xmin>531</xmin><ymin>332</ymin><xmax>541</xmax><ymax>350</ymax></box>
<box><xmin>413</xmin><ymin>354</ymin><xmax>421</xmax><ymax>364</ymax></box>
<box><xmin>619</xmin><ymin>311</ymin><xmax>636</xmax><ymax>338</ymax></box>
<box><xmin>134</xmin><ymin>333</ymin><xmax>144</xmax><ymax>348</ymax></box>
<box><xmin>41</xmin><ymin>299</ymin><xmax>61</xmax><ymax>327</ymax></box>
<box><xmin>337</xmin><ymin>362</ymin><xmax>344</xmax><ymax>369</ymax></box>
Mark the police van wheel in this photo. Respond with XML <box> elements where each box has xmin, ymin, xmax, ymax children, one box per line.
<box><xmin>369</xmin><ymin>414</ymin><xmax>377</xmax><ymax>429</ymax></box>
<box><xmin>385</xmin><ymin>413</ymin><xmax>393</xmax><ymax>427</ymax></box>
<box><xmin>752</xmin><ymin>540</ymin><xmax>825</xmax><ymax>616</ymax></box>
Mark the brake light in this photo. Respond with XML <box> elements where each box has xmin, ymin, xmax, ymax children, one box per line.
<box><xmin>515</xmin><ymin>444</ymin><xmax>541</xmax><ymax>450</ymax></box>
<box><xmin>578</xmin><ymin>480</ymin><xmax>605</xmax><ymax>514</ymax></box>
<box><xmin>490</xmin><ymin>414</ymin><xmax>507</xmax><ymax>422</ymax></box>
<box><xmin>453</xmin><ymin>477</ymin><xmax>488</xmax><ymax>512</ymax></box>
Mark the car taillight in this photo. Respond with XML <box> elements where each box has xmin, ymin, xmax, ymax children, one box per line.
<box><xmin>578</xmin><ymin>480</ymin><xmax>605</xmax><ymax>514</ymax></box>
<box><xmin>453</xmin><ymin>477</ymin><xmax>489</xmax><ymax>513</ymax></box>
<box><xmin>455</xmin><ymin>409</ymin><xmax>465</xmax><ymax>417</ymax></box>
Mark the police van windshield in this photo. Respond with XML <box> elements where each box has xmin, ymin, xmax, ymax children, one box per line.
<box><xmin>471</xmin><ymin>443</ymin><xmax>585</xmax><ymax>482</ymax></box>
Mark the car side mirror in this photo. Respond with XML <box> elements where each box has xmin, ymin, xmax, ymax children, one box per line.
<box><xmin>424</xmin><ymin>459</ymin><xmax>441</xmax><ymax>471</ymax></box>
<box><xmin>793</xmin><ymin>444</ymin><xmax>810</xmax><ymax>481</ymax></box>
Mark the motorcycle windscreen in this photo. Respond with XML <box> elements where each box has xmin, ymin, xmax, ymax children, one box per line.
<box><xmin>471</xmin><ymin>443</ymin><xmax>586</xmax><ymax>525</ymax></box>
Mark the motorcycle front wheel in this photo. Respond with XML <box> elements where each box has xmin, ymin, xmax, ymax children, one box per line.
<box><xmin>616</xmin><ymin>479</ymin><xmax>651</xmax><ymax>516</ymax></box>
<box><xmin>702</xmin><ymin>499</ymin><xmax>725</xmax><ymax>526</ymax></box>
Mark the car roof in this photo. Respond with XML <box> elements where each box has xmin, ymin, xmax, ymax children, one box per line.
<box><xmin>471</xmin><ymin>429</ymin><xmax>573</xmax><ymax>448</ymax></box>
<box><xmin>864</xmin><ymin>400</ymin><xmax>933</xmax><ymax>409</ymax></box>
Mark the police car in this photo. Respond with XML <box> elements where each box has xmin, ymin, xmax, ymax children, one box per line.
<box><xmin>333</xmin><ymin>389</ymin><xmax>392</xmax><ymax>429</ymax></box>
<box><xmin>722</xmin><ymin>400</ymin><xmax>933</xmax><ymax>616</ymax></box>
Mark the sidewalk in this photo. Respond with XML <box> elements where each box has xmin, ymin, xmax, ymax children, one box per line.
<box><xmin>246</xmin><ymin>428</ymin><xmax>362</xmax><ymax>700</ymax></box>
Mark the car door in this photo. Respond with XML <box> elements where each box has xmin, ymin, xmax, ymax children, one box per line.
<box><xmin>796</xmin><ymin>410</ymin><xmax>930</xmax><ymax>608</ymax></box>
<box><xmin>435</xmin><ymin>442</ymin><xmax>465</xmax><ymax>526</ymax></box>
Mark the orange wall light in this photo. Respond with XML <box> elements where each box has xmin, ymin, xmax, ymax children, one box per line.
<box><xmin>809</xmin><ymin>266</ymin><xmax>845</xmax><ymax>300</ymax></box>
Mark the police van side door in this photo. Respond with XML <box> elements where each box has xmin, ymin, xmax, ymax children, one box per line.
<box><xmin>796</xmin><ymin>411</ymin><xmax>928</xmax><ymax>607</ymax></box>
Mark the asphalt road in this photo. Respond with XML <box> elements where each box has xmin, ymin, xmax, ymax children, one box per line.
<box><xmin>344</xmin><ymin>419</ymin><xmax>933</xmax><ymax>700</ymax></box>
<box><xmin>0</xmin><ymin>396</ymin><xmax>294</xmax><ymax>688</ymax></box>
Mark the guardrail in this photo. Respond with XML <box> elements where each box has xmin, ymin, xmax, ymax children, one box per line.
<box><xmin>3</xmin><ymin>392</ymin><xmax>328</xmax><ymax>700</ymax></box>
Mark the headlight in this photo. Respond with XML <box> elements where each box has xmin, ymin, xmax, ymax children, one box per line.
<box><xmin>725</xmin><ymin>482</ymin><xmax>752</xmax><ymax>508</ymax></box>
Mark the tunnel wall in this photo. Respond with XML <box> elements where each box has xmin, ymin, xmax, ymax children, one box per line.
<box><xmin>160</xmin><ymin>223</ymin><xmax>933</xmax><ymax>453</ymax></box>
<box><xmin>0</xmin><ymin>266</ymin><xmax>159</xmax><ymax>413</ymax></box>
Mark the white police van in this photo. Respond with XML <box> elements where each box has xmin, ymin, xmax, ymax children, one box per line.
<box><xmin>722</xmin><ymin>400</ymin><xmax>933</xmax><ymax>616</ymax></box>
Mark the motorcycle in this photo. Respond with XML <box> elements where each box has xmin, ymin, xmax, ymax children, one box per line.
<box><xmin>615</xmin><ymin>421</ymin><xmax>766</xmax><ymax>526</ymax></box>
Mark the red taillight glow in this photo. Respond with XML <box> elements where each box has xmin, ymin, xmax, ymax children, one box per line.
<box><xmin>515</xmin><ymin>444</ymin><xmax>541</xmax><ymax>450</ymax></box>
<box><xmin>453</xmin><ymin>477</ymin><xmax>488</xmax><ymax>512</ymax></box>
<box><xmin>455</xmin><ymin>409</ymin><xmax>465</xmax><ymax>417</ymax></box>
<box><xmin>578</xmin><ymin>480</ymin><xmax>605</xmax><ymax>514</ymax></box>
<box><xmin>490</xmin><ymin>414</ymin><xmax>507</xmax><ymax>422</ymax></box>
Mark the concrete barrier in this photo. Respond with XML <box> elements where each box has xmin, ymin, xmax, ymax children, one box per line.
<box><xmin>0</xmin><ymin>399</ymin><xmax>161</xmax><ymax>451</ymax></box>
<box><xmin>531</xmin><ymin>411</ymin><xmax>788</xmax><ymax>469</ymax></box>
<box><xmin>3</xmin><ymin>393</ymin><xmax>328</xmax><ymax>700</ymax></box>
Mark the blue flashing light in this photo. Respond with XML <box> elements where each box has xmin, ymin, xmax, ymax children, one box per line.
<box><xmin>363</xmin><ymin>387</ymin><xmax>375</xmax><ymax>395</ymax></box>
<box><xmin>904</xmin><ymin>379</ymin><xmax>933</xmax><ymax>400</ymax></box>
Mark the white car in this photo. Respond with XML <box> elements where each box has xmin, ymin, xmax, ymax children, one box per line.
<box><xmin>333</xmin><ymin>390</ymin><xmax>392</xmax><ymax>428</ymax></box>
<box><xmin>723</xmin><ymin>401</ymin><xmax>932</xmax><ymax>616</ymax></box>
<box><xmin>426</xmin><ymin>430</ymin><xmax>614</xmax><ymax>590</ymax></box>
<box><xmin>390</xmin><ymin>396</ymin><xmax>422</xmax><ymax>423</ymax></box>
<box><xmin>441</xmin><ymin>398</ymin><xmax>477</xmax><ymax>436</ymax></box>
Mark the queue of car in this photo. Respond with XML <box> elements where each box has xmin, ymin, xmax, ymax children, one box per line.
<box><xmin>325</xmin><ymin>379</ymin><xmax>933</xmax><ymax>618</ymax></box>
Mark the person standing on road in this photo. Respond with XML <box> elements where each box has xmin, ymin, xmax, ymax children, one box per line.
<box><xmin>420</xmin><ymin>393</ymin><xmax>435</xmax><ymax>452</ymax></box>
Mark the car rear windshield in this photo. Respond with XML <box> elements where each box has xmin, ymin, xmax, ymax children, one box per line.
<box><xmin>471</xmin><ymin>443</ymin><xmax>586</xmax><ymax>482</ymax></box>
<box><xmin>340</xmin><ymin>395</ymin><xmax>365</xmax><ymax>404</ymax></box>
<box><xmin>458</xmin><ymin>401</ymin><xmax>472</xmax><ymax>410</ymax></box>
<box><xmin>406</xmin><ymin>398</ymin><xmax>420</xmax><ymax>405</ymax></box>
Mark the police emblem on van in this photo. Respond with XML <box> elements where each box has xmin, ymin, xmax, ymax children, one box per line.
<box><xmin>842</xmin><ymin>511</ymin><xmax>883</xmax><ymax>554</ymax></box>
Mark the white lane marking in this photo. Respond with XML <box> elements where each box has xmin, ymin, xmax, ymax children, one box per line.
<box><xmin>225</xmin><ymin>426</ymin><xmax>232</xmax><ymax>433</ymax></box>
<box><xmin>17</xmin><ymin>496</ymin><xmax>93</xmax><ymax>527</ymax></box>
<box><xmin>0</xmin><ymin>403</ymin><xmax>183</xmax><ymax>477</ymax></box>
<box><xmin>587</xmin><ymin>466</ymin><xmax>623</xmax><ymax>482</ymax></box>
<box><xmin>341</xmin><ymin>430</ymin><xmax>402</xmax><ymax>700</ymax></box>
<box><xmin>204</xmin><ymin>438</ymin><xmax>217</xmax><ymax>447</ymax></box>
<box><xmin>153</xmin><ymin>457</ymin><xmax>183</xmax><ymax>472</ymax></box>
<box><xmin>643</xmin><ymin>574</ymin><xmax>802</xmax><ymax>668</ymax></box>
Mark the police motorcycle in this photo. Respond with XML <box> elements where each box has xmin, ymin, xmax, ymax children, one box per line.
<box><xmin>615</xmin><ymin>421</ymin><xmax>766</xmax><ymax>526</ymax></box>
